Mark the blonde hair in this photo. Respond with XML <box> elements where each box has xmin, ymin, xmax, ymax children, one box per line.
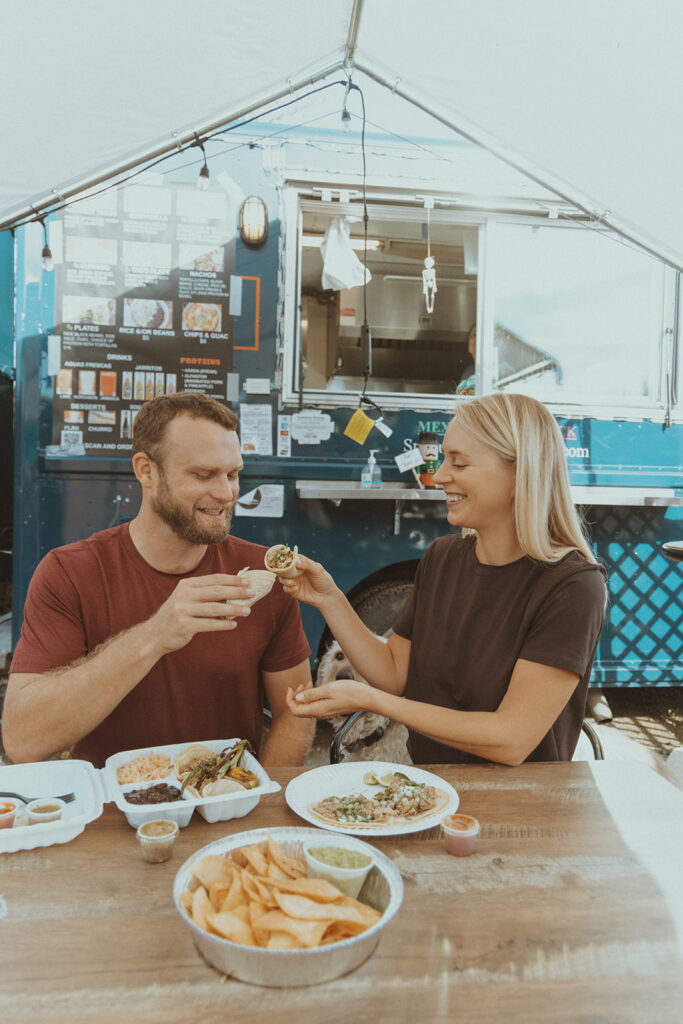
<box><xmin>454</xmin><ymin>393</ymin><xmax>596</xmax><ymax>564</ymax></box>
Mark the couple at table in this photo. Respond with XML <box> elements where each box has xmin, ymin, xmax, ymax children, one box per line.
<box><xmin>3</xmin><ymin>391</ymin><xmax>606</xmax><ymax>769</ymax></box>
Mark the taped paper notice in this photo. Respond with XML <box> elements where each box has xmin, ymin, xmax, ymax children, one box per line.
<box><xmin>291</xmin><ymin>411</ymin><xmax>333</xmax><ymax>445</ymax></box>
<box><xmin>235</xmin><ymin>484</ymin><xmax>284</xmax><ymax>518</ymax></box>
<box><xmin>277</xmin><ymin>415</ymin><xmax>292</xmax><ymax>457</ymax></box>
<box><xmin>394</xmin><ymin>446</ymin><xmax>424</xmax><ymax>473</ymax></box>
<box><xmin>239</xmin><ymin>403</ymin><xmax>273</xmax><ymax>455</ymax></box>
<box><xmin>47</xmin><ymin>335</ymin><xmax>61</xmax><ymax>376</ymax></box>
<box><xmin>374</xmin><ymin>417</ymin><xmax>393</xmax><ymax>438</ymax></box>
<box><xmin>244</xmin><ymin>377</ymin><xmax>271</xmax><ymax>395</ymax></box>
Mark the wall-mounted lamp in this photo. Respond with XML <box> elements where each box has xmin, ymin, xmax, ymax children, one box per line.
<box><xmin>239</xmin><ymin>196</ymin><xmax>268</xmax><ymax>247</ymax></box>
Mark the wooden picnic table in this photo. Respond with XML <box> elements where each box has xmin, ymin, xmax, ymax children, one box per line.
<box><xmin>2</xmin><ymin>760</ymin><xmax>683</xmax><ymax>1023</ymax></box>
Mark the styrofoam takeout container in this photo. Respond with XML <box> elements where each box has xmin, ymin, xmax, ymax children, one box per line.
<box><xmin>0</xmin><ymin>759</ymin><xmax>104</xmax><ymax>854</ymax></box>
<box><xmin>174</xmin><ymin>827</ymin><xmax>404</xmax><ymax>987</ymax></box>
<box><xmin>104</xmin><ymin>738</ymin><xmax>280</xmax><ymax>829</ymax></box>
<box><xmin>0</xmin><ymin>738</ymin><xmax>281</xmax><ymax>852</ymax></box>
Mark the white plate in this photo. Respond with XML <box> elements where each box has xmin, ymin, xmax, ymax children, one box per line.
<box><xmin>105</xmin><ymin>738</ymin><xmax>281</xmax><ymax>828</ymax></box>
<box><xmin>0</xmin><ymin>760</ymin><xmax>104</xmax><ymax>854</ymax></box>
<box><xmin>285</xmin><ymin>762</ymin><xmax>459</xmax><ymax>837</ymax></box>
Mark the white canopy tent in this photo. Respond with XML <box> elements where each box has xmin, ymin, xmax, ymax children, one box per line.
<box><xmin>1</xmin><ymin>0</ymin><xmax>682</xmax><ymax>269</ymax></box>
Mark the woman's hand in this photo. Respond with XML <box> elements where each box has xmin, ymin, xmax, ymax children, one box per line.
<box><xmin>285</xmin><ymin>680</ymin><xmax>376</xmax><ymax>719</ymax></box>
<box><xmin>279</xmin><ymin>553</ymin><xmax>340</xmax><ymax>609</ymax></box>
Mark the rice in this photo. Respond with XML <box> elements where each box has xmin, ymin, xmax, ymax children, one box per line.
<box><xmin>116</xmin><ymin>752</ymin><xmax>172</xmax><ymax>785</ymax></box>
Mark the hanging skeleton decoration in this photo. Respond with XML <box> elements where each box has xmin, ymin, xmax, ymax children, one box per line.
<box><xmin>422</xmin><ymin>255</ymin><xmax>437</xmax><ymax>313</ymax></box>
<box><xmin>422</xmin><ymin>200</ymin><xmax>437</xmax><ymax>313</ymax></box>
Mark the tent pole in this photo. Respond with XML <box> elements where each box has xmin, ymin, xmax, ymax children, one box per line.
<box><xmin>344</xmin><ymin>0</ymin><xmax>365</xmax><ymax>68</ymax></box>
<box><xmin>0</xmin><ymin>59</ymin><xmax>346</xmax><ymax>233</ymax></box>
<box><xmin>354</xmin><ymin>58</ymin><xmax>683</xmax><ymax>273</ymax></box>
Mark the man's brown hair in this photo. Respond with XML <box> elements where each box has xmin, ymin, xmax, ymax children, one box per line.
<box><xmin>132</xmin><ymin>392</ymin><xmax>238</xmax><ymax>465</ymax></box>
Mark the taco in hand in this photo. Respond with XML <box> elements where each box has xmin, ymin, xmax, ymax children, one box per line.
<box><xmin>264</xmin><ymin>544</ymin><xmax>302</xmax><ymax>578</ymax></box>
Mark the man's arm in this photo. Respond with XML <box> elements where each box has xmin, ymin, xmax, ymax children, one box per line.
<box><xmin>2</xmin><ymin>574</ymin><xmax>254</xmax><ymax>763</ymax></box>
<box><xmin>260</xmin><ymin>659</ymin><xmax>315</xmax><ymax>767</ymax></box>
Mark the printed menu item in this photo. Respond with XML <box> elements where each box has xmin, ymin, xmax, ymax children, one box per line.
<box><xmin>48</xmin><ymin>180</ymin><xmax>242</xmax><ymax>457</ymax></box>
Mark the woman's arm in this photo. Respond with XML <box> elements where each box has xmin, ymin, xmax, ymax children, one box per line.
<box><xmin>279</xmin><ymin>554</ymin><xmax>411</xmax><ymax>696</ymax></box>
<box><xmin>287</xmin><ymin>657</ymin><xmax>580</xmax><ymax>766</ymax></box>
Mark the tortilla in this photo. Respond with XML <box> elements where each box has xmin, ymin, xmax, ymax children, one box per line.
<box><xmin>231</xmin><ymin>568</ymin><xmax>276</xmax><ymax>607</ymax></box>
<box><xmin>174</xmin><ymin>743</ymin><xmax>214</xmax><ymax>778</ymax></box>
<box><xmin>201</xmin><ymin>778</ymin><xmax>245</xmax><ymax>797</ymax></box>
<box><xmin>309</xmin><ymin>784</ymin><xmax>451</xmax><ymax>830</ymax></box>
<box><xmin>264</xmin><ymin>544</ymin><xmax>302</xmax><ymax>578</ymax></box>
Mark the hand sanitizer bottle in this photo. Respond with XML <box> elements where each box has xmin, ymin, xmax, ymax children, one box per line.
<box><xmin>361</xmin><ymin>450</ymin><xmax>382</xmax><ymax>488</ymax></box>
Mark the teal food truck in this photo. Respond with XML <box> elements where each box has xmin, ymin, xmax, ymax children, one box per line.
<box><xmin>3</xmin><ymin>93</ymin><xmax>682</xmax><ymax>686</ymax></box>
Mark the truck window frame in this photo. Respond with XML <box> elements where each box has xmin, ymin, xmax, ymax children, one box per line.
<box><xmin>281</xmin><ymin>183</ymin><xmax>680</xmax><ymax>422</ymax></box>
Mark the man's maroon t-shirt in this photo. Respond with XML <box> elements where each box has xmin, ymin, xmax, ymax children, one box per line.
<box><xmin>10</xmin><ymin>525</ymin><xmax>311</xmax><ymax>766</ymax></box>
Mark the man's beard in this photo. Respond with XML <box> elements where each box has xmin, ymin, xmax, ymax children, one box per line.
<box><xmin>152</xmin><ymin>471</ymin><xmax>234</xmax><ymax>545</ymax></box>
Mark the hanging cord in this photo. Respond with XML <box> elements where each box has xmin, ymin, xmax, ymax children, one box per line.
<box><xmin>14</xmin><ymin>79</ymin><xmax>351</xmax><ymax>231</ymax></box>
<box><xmin>349</xmin><ymin>83</ymin><xmax>377</xmax><ymax>411</ymax></box>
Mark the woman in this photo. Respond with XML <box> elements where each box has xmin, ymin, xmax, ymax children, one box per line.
<box><xmin>284</xmin><ymin>394</ymin><xmax>607</xmax><ymax>765</ymax></box>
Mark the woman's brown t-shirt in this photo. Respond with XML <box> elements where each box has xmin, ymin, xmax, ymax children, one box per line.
<box><xmin>392</xmin><ymin>534</ymin><xmax>607</xmax><ymax>763</ymax></box>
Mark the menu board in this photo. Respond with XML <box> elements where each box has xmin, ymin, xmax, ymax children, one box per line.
<box><xmin>48</xmin><ymin>181</ymin><xmax>238</xmax><ymax>457</ymax></box>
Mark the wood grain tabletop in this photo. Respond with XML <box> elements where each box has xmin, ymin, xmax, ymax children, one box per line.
<box><xmin>1</xmin><ymin>760</ymin><xmax>682</xmax><ymax>1024</ymax></box>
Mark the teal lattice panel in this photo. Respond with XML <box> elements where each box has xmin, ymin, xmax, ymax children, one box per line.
<box><xmin>590</xmin><ymin>506</ymin><xmax>683</xmax><ymax>686</ymax></box>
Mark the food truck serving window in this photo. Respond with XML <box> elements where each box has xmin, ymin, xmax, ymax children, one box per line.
<box><xmin>487</xmin><ymin>223</ymin><xmax>669</xmax><ymax>408</ymax></box>
<box><xmin>288</xmin><ymin>198</ymin><xmax>479</xmax><ymax>407</ymax></box>
<box><xmin>285</xmin><ymin>190</ymin><xmax>675</xmax><ymax>416</ymax></box>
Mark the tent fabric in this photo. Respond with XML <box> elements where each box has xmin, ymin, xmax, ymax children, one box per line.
<box><xmin>1</xmin><ymin>0</ymin><xmax>682</xmax><ymax>266</ymax></box>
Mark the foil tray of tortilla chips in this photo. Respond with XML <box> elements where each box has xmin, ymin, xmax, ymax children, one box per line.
<box><xmin>173</xmin><ymin>827</ymin><xmax>403</xmax><ymax>986</ymax></box>
<box><xmin>105</xmin><ymin>738</ymin><xmax>281</xmax><ymax>829</ymax></box>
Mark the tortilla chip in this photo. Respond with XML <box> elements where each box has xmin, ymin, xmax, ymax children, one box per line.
<box><xmin>337</xmin><ymin>895</ymin><xmax>383</xmax><ymax>924</ymax></box>
<box><xmin>240</xmin><ymin>870</ymin><xmax>263</xmax><ymax>904</ymax></box>
<box><xmin>230</xmin><ymin>903</ymin><xmax>251</xmax><ymax>924</ymax></box>
<box><xmin>191</xmin><ymin>886</ymin><xmax>212</xmax><ymax>931</ymax></box>
<box><xmin>266</xmin><ymin>860</ymin><xmax>293</xmax><ymax>884</ymax></box>
<box><xmin>251</xmin><ymin>876</ymin><xmax>278</xmax><ymax>906</ymax></box>
<box><xmin>221</xmin><ymin>871</ymin><xmax>247</xmax><ymax>912</ymax></box>
<box><xmin>265</xmin><ymin>840</ymin><xmax>306</xmax><ymax>878</ymax></box>
<box><xmin>240</xmin><ymin>843</ymin><xmax>269</xmax><ymax>876</ymax></box>
<box><xmin>208</xmin><ymin>910</ymin><xmax>256</xmax><ymax>947</ymax></box>
<box><xmin>270</xmin><ymin>876</ymin><xmax>346</xmax><ymax>903</ymax></box>
<box><xmin>256</xmin><ymin>909</ymin><xmax>331</xmax><ymax>948</ymax></box>
<box><xmin>192</xmin><ymin>855</ymin><xmax>233</xmax><ymax>889</ymax></box>
<box><xmin>208</xmin><ymin>881</ymin><xmax>233</xmax><ymax>912</ymax></box>
<box><xmin>266</xmin><ymin>932</ymin><xmax>305</xmax><ymax>950</ymax></box>
<box><xmin>274</xmin><ymin>892</ymin><xmax>380</xmax><ymax>927</ymax></box>
<box><xmin>248</xmin><ymin>900</ymin><xmax>270</xmax><ymax>946</ymax></box>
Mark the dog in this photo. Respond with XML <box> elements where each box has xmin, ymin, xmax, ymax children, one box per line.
<box><xmin>315</xmin><ymin>639</ymin><xmax>411</xmax><ymax>764</ymax></box>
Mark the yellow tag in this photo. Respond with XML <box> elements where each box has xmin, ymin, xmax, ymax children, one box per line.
<box><xmin>343</xmin><ymin>408</ymin><xmax>375</xmax><ymax>445</ymax></box>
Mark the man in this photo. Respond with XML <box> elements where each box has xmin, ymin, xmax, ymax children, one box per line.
<box><xmin>3</xmin><ymin>392</ymin><xmax>314</xmax><ymax>767</ymax></box>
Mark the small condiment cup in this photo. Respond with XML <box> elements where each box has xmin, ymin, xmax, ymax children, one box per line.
<box><xmin>136</xmin><ymin>819</ymin><xmax>179</xmax><ymax>863</ymax></box>
<box><xmin>26</xmin><ymin>797</ymin><xmax>66</xmax><ymax>825</ymax></box>
<box><xmin>0</xmin><ymin>800</ymin><xmax>18</xmax><ymax>829</ymax></box>
<box><xmin>442</xmin><ymin>813</ymin><xmax>480</xmax><ymax>857</ymax></box>
<box><xmin>303</xmin><ymin>839</ymin><xmax>374</xmax><ymax>898</ymax></box>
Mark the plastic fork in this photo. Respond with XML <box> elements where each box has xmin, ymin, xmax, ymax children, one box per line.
<box><xmin>0</xmin><ymin>791</ymin><xmax>76</xmax><ymax>804</ymax></box>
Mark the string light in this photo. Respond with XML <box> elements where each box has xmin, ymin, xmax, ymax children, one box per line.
<box><xmin>39</xmin><ymin>218</ymin><xmax>53</xmax><ymax>272</ymax></box>
<box><xmin>21</xmin><ymin>80</ymin><xmax>351</xmax><ymax>266</ymax></box>
<box><xmin>193</xmin><ymin>135</ymin><xmax>210</xmax><ymax>190</ymax></box>
<box><xmin>341</xmin><ymin>74</ymin><xmax>352</xmax><ymax>133</ymax></box>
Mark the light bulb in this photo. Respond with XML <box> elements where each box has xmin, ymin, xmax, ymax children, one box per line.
<box><xmin>197</xmin><ymin>163</ymin><xmax>210</xmax><ymax>190</ymax></box>
<box><xmin>41</xmin><ymin>245</ymin><xmax>54</xmax><ymax>272</ymax></box>
<box><xmin>341</xmin><ymin>108</ymin><xmax>352</xmax><ymax>133</ymax></box>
